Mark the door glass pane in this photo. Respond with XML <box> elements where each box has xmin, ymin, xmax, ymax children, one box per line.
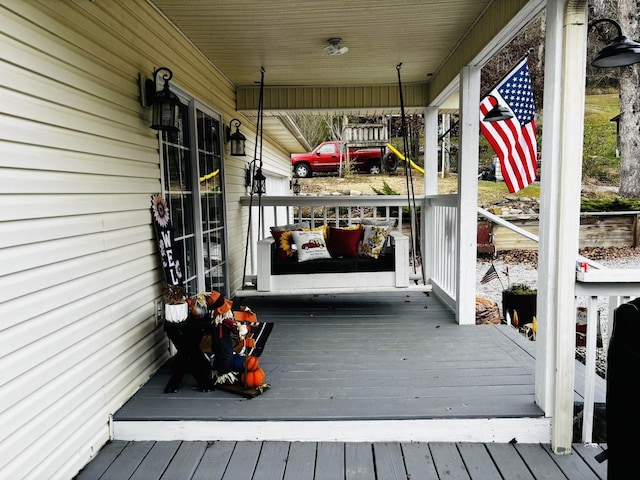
<box><xmin>162</xmin><ymin>103</ymin><xmax>197</xmax><ymax>294</ymax></box>
<box><xmin>196</xmin><ymin>109</ymin><xmax>227</xmax><ymax>294</ymax></box>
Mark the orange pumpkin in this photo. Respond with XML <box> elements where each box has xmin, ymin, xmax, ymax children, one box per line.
<box><xmin>244</xmin><ymin>355</ymin><xmax>259</xmax><ymax>372</ymax></box>
<box><xmin>241</xmin><ymin>367</ymin><xmax>265</xmax><ymax>388</ymax></box>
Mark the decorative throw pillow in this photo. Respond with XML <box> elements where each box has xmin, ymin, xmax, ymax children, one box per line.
<box><xmin>271</xmin><ymin>229</ymin><xmax>298</xmax><ymax>261</ymax></box>
<box><xmin>270</xmin><ymin>223</ymin><xmax>309</xmax><ymax>261</ymax></box>
<box><xmin>291</xmin><ymin>230</ymin><xmax>331</xmax><ymax>262</ymax></box>
<box><xmin>327</xmin><ymin>226</ymin><xmax>363</xmax><ymax>258</ymax></box>
<box><xmin>360</xmin><ymin>225</ymin><xmax>390</xmax><ymax>259</ymax></box>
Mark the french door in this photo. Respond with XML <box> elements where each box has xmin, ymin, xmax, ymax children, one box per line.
<box><xmin>160</xmin><ymin>99</ymin><xmax>229</xmax><ymax>296</ymax></box>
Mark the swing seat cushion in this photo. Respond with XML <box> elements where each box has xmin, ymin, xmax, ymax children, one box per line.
<box><xmin>272</xmin><ymin>249</ymin><xmax>394</xmax><ymax>275</ymax></box>
<box><xmin>249</xmin><ymin>230</ymin><xmax>426</xmax><ymax>295</ymax></box>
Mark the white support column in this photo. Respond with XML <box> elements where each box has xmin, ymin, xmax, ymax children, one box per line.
<box><xmin>536</xmin><ymin>0</ymin><xmax>565</xmax><ymax>418</ymax></box>
<box><xmin>423</xmin><ymin>106</ymin><xmax>439</xmax><ymax>284</ymax></box>
<box><xmin>552</xmin><ymin>1</ymin><xmax>588</xmax><ymax>455</ymax></box>
<box><xmin>423</xmin><ymin>106</ymin><xmax>439</xmax><ymax>195</ymax></box>
<box><xmin>456</xmin><ymin>66</ymin><xmax>480</xmax><ymax>325</ymax></box>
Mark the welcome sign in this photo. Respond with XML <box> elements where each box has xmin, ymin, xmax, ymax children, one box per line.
<box><xmin>150</xmin><ymin>194</ymin><xmax>184</xmax><ymax>286</ymax></box>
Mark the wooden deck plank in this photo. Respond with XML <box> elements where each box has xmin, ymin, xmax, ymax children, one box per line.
<box><xmin>572</xmin><ymin>443</ymin><xmax>607</xmax><ymax>479</ymax></box>
<box><xmin>429</xmin><ymin>443</ymin><xmax>471</xmax><ymax>479</ymax></box>
<box><xmin>74</xmin><ymin>440</ymin><xmax>128</xmax><ymax>480</ymax></box>
<box><xmin>315</xmin><ymin>442</ymin><xmax>345</xmax><ymax>480</ymax></box>
<box><xmin>98</xmin><ymin>441</ymin><xmax>154</xmax><ymax>480</ymax></box>
<box><xmin>159</xmin><ymin>441</ymin><xmax>207</xmax><ymax>480</ymax></box>
<box><xmin>283</xmin><ymin>442</ymin><xmax>316</xmax><ymax>480</ymax></box>
<box><xmin>507</xmin><ymin>443</ymin><xmax>560</xmax><ymax>479</ymax></box>
<box><xmin>222</xmin><ymin>441</ymin><xmax>261</xmax><ymax>479</ymax></box>
<box><xmin>191</xmin><ymin>441</ymin><xmax>235</xmax><ymax>480</ymax></box>
<box><xmin>488</xmin><ymin>445</ymin><xmax>537</xmax><ymax>479</ymax></box>
<box><xmin>372</xmin><ymin>442</ymin><xmax>406</xmax><ymax>479</ymax></box>
<box><xmin>542</xmin><ymin>444</ymin><xmax>601</xmax><ymax>480</ymax></box>
<box><xmin>253</xmin><ymin>441</ymin><xmax>289</xmax><ymax>480</ymax></box>
<box><xmin>345</xmin><ymin>443</ymin><xmax>375</xmax><ymax>480</ymax></box>
<box><xmin>457</xmin><ymin>443</ymin><xmax>503</xmax><ymax>479</ymax></box>
<box><xmin>401</xmin><ymin>443</ymin><xmax>439</xmax><ymax>480</ymax></box>
<box><xmin>130</xmin><ymin>441</ymin><xmax>180</xmax><ymax>480</ymax></box>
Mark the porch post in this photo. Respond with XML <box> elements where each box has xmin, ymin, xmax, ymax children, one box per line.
<box><xmin>423</xmin><ymin>106</ymin><xmax>439</xmax><ymax>285</ymax></box>
<box><xmin>536</xmin><ymin>0</ymin><xmax>565</xmax><ymax>418</ymax></box>
<box><xmin>552</xmin><ymin>0</ymin><xmax>589</xmax><ymax>455</ymax></box>
<box><xmin>423</xmin><ymin>106</ymin><xmax>439</xmax><ymax>196</ymax></box>
<box><xmin>456</xmin><ymin>66</ymin><xmax>480</xmax><ymax>325</ymax></box>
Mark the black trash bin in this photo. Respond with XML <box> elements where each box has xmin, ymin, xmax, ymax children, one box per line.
<box><xmin>606</xmin><ymin>297</ymin><xmax>640</xmax><ymax>478</ymax></box>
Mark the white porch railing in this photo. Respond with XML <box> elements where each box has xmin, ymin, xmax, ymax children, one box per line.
<box><xmin>239</xmin><ymin>194</ymin><xmax>459</xmax><ymax>300</ymax></box>
<box><xmin>241</xmin><ymin>196</ymin><xmax>637</xmax><ymax>442</ymax></box>
<box><xmin>480</xmin><ymin>206</ymin><xmax>640</xmax><ymax>444</ymax></box>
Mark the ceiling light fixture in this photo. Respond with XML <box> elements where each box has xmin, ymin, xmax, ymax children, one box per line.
<box><xmin>324</xmin><ymin>38</ymin><xmax>348</xmax><ymax>56</ymax></box>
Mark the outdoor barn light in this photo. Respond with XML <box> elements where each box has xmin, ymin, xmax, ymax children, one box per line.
<box><xmin>483</xmin><ymin>97</ymin><xmax>514</xmax><ymax>122</ymax></box>
<box><xmin>590</xmin><ymin>18</ymin><xmax>640</xmax><ymax>68</ymax></box>
<box><xmin>141</xmin><ymin>67</ymin><xmax>183</xmax><ymax>131</ymax></box>
<box><xmin>225</xmin><ymin>118</ymin><xmax>246</xmax><ymax>156</ymax></box>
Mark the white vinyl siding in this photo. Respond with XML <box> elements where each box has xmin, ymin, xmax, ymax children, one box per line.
<box><xmin>0</xmin><ymin>1</ymin><xmax>291</xmax><ymax>478</ymax></box>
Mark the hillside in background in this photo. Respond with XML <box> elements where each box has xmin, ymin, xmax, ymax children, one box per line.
<box><xmin>299</xmin><ymin>94</ymin><xmax>625</xmax><ymax>207</ymax></box>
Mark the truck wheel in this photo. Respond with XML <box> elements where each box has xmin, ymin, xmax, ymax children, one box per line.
<box><xmin>294</xmin><ymin>163</ymin><xmax>311</xmax><ymax>178</ymax></box>
<box><xmin>383</xmin><ymin>151</ymin><xmax>399</xmax><ymax>172</ymax></box>
<box><xmin>368</xmin><ymin>162</ymin><xmax>382</xmax><ymax>175</ymax></box>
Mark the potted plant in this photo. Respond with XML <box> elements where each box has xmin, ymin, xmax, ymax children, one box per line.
<box><xmin>502</xmin><ymin>282</ymin><xmax>537</xmax><ymax>328</ymax></box>
<box><xmin>163</xmin><ymin>285</ymin><xmax>189</xmax><ymax>323</ymax></box>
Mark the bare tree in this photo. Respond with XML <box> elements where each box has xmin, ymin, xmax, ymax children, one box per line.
<box><xmin>289</xmin><ymin>114</ymin><xmax>343</xmax><ymax>148</ymax></box>
<box><xmin>616</xmin><ymin>0</ymin><xmax>640</xmax><ymax>197</ymax></box>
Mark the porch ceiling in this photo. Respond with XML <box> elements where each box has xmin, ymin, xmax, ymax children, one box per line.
<box><xmin>149</xmin><ymin>0</ymin><xmax>545</xmax><ymax>150</ymax></box>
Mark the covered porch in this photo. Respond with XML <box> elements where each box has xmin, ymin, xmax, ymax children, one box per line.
<box><xmin>112</xmin><ymin>291</ymin><xmax>604</xmax><ymax>444</ymax></box>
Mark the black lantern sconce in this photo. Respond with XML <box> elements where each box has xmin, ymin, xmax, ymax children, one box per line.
<box><xmin>225</xmin><ymin>118</ymin><xmax>246</xmax><ymax>156</ymax></box>
<box><xmin>590</xmin><ymin>18</ymin><xmax>640</xmax><ymax>68</ymax></box>
<box><xmin>292</xmin><ymin>177</ymin><xmax>301</xmax><ymax>195</ymax></box>
<box><xmin>140</xmin><ymin>67</ymin><xmax>183</xmax><ymax>132</ymax></box>
<box><xmin>252</xmin><ymin>165</ymin><xmax>267</xmax><ymax>196</ymax></box>
<box><xmin>245</xmin><ymin>158</ymin><xmax>267</xmax><ymax>196</ymax></box>
<box><xmin>483</xmin><ymin>96</ymin><xmax>514</xmax><ymax>122</ymax></box>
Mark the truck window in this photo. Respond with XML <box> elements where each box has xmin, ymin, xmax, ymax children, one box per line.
<box><xmin>317</xmin><ymin>143</ymin><xmax>336</xmax><ymax>155</ymax></box>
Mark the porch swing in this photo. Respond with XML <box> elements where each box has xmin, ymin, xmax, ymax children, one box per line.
<box><xmin>236</xmin><ymin>65</ymin><xmax>429</xmax><ymax>297</ymax></box>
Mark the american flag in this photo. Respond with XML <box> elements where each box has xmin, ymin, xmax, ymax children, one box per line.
<box><xmin>480</xmin><ymin>264</ymin><xmax>499</xmax><ymax>284</ymax></box>
<box><xmin>480</xmin><ymin>57</ymin><xmax>537</xmax><ymax>193</ymax></box>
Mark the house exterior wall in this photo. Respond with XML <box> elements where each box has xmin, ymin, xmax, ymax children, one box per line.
<box><xmin>0</xmin><ymin>1</ymin><xmax>290</xmax><ymax>478</ymax></box>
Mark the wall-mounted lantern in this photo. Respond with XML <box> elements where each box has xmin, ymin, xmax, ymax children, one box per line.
<box><xmin>140</xmin><ymin>67</ymin><xmax>182</xmax><ymax>131</ymax></box>
<box><xmin>292</xmin><ymin>178</ymin><xmax>301</xmax><ymax>195</ymax></box>
<box><xmin>225</xmin><ymin>118</ymin><xmax>246</xmax><ymax>156</ymax></box>
<box><xmin>252</xmin><ymin>165</ymin><xmax>267</xmax><ymax>197</ymax></box>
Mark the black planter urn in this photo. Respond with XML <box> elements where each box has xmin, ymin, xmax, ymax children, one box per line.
<box><xmin>502</xmin><ymin>290</ymin><xmax>537</xmax><ymax>327</ymax></box>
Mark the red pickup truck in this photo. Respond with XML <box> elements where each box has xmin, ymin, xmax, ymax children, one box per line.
<box><xmin>291</xmin><ymin>141</ymin><xmax>384</xmax><ymax>177</ymax></box>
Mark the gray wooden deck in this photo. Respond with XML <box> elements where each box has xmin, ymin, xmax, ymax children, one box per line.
<box><xmin>81</xmin><ymin>292</ymin><xmax>608</xmax><ymax>478</ymax></box>
<box><xmin>114</xmin><ymin>292</ymin><xmax>603</xmax><ymax>425</ymax></box>
<box><xmin>76</xmin><ymin>440</ymin><xmax>608</xmax><ymax>479</ymax></box>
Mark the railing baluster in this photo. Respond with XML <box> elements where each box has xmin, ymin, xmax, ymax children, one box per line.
<box><xmin>582</xmin><ymin>295</ymin><xmax>598</xmax><ymax>443</ymax></box>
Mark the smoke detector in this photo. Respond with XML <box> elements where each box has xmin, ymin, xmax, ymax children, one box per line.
<box><xmin>324</xmin><ymin>38</ymin><xmax>348</xmax><ymax>56</ymax></box>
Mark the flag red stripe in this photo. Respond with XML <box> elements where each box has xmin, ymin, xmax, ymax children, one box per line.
<box><xmin>479</xmin><ymin>59</ymin><xmax>537</xmax><ymax>193</ymax></box>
